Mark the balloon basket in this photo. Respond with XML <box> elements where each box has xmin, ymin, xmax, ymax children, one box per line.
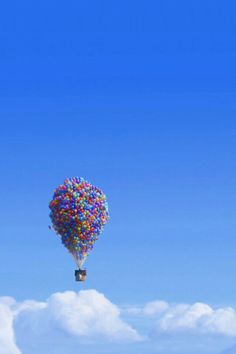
<box><xmin>75</xmin><ymin>269</ymin><xmax>87</xmax><ymax>282</ymax></box>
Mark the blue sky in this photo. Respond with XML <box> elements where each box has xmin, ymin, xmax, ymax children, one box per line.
<box><xmin>0</xmin><ymin>1</ymin><xmax>236</xmax><ymax>353</ymax></box>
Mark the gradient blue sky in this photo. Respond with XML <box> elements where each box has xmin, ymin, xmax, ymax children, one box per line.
<box><xmin>0</xmin><ymin>1</ymin><xmax>236</xmax><ymax>353</ymax></box>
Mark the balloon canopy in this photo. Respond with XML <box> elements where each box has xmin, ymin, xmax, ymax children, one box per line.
<box><xmin>49</xmin><ymin>177</ymin><xmax>109</xmax><ymax>268</ymax></box>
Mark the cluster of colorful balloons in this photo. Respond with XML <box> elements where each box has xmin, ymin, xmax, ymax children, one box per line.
<box><xmin>49</xmin><ymin>177</ymin><xmax>109</xmax><ymax>267</ymax></box>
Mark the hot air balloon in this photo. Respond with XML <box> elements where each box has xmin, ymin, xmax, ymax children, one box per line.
<box><xmin>49</xmin><ymin>177</ymin><xmax>109</xmax><ymax>281</ymax></box>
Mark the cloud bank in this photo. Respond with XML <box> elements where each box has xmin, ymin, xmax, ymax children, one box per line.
<box><xmin>1</xmin><ymin>290</ymin><xmax>236</xmax><ymax>354</ymax></box>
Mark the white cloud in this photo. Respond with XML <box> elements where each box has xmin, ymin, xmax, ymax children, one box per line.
<box><xmin>138</xmin><ymin>300</ymin><xmax>236</xmax><ymax>337</ymax></box>
<box><xmin>123</xmin><ymin>299</ymin><xmax>236</xmax><ymax>338</ymax></box>
<box><xmin>14</xmin><ymin>290</ymin><xmax>142</xmax><ymax>343</ymax></box>
<box><xmin>202</xmin><ymin>307</ymin><xmax>236</xmax><ymax>336</ymax></box>
<box><xmin>0</xmin><ymin>299</ymin><xmax>21</xmax><ymax>354</ymax></box>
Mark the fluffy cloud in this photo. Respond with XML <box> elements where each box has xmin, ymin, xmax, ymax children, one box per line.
<box><xmin>0</xmin><ymin>290</ymin><xmax>142</xmax><ymax>354</ymax></box>
<box><xmin>15</xmin><ymin>290</ymin><xmax>141</xmax><ymax>342</ymax></box>
<box><xmin>135</xmin><ymin>300</ymin><xmax>236</xmax><ymax>337</ymax></box>
<box><xmin>0</xmin><ymin>298</ymin><xmax>21</xmax><ymax>354</ymax></box>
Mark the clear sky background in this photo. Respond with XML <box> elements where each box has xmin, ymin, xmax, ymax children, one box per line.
<box><xmin>0</xmin><ymin>1</ymin><xmax>236</xmax><ymax>354</ymax></box>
